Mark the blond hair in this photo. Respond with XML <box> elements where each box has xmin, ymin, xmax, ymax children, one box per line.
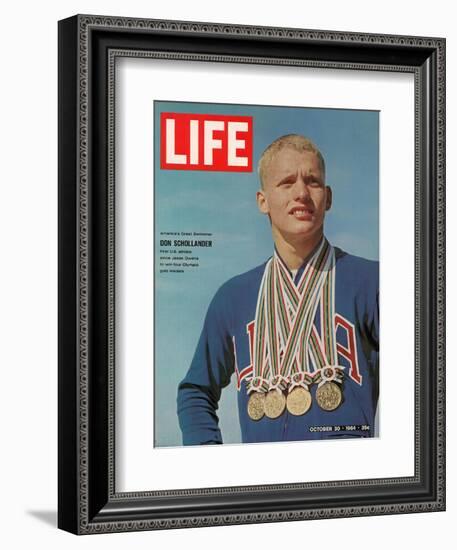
<box><xmin>258</xmin><ymin>134</ymin><xmax>325</xmax><ymax>189</ymax></box>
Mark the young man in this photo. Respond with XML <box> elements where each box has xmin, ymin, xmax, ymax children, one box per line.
<box><xmin>177</xmin><ymin>134</ymin><xmax>379</xmax><ymax>445</ymax></box>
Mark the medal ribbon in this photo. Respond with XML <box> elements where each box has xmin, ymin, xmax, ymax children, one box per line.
<box><xmin>308</xmin><ymin>254</ymin><xmax>344</xmax><ymax>386</ymax></box>
<box><xmin>249</xmin><ymin>238</ymin><xmax>344</xmax><ymax>395</ymax></box>
<box><xmin>274</xmin><ymin>239</ymin><xmax>332</xmax><ymax>382</ymax></box>
<box><xmin>249</xmin><ymin>239</ymin><xmax>333</xmax><ymax>395</ymax></box>
<box><xmin>248</xmin><ymin>259</ymin><xmax>271</xmax><ymax>394</ymax></box>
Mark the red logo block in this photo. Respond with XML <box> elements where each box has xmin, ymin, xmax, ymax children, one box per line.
<box><xmin>160</xmin><ymin>113</ymin><xmax>253</xmax><ymax>172</ymax></box>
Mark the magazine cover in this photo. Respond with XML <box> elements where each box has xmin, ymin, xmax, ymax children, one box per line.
<box><xmin>154</xmin><ymin>100</ymin><xmax>379</xmax><ymax>447</ymax></box>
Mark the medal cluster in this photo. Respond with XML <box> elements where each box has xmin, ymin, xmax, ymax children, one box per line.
<box><xmin>247</xmin><ymin>240</ymin><xmax>345</xmax><ymax>422</ymax></box>
<box><xmin>247</xmin><ymin>367</ymin><xmax>344</xmax><ymax>421</ymax></box>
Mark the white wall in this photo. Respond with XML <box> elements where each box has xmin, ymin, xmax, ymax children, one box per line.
<box><xmin>0</xmin><ymin>0</ymin><xmax>453</xmax><ymax>547</ymax></box>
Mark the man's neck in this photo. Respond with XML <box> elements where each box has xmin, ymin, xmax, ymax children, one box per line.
<box><xmin>273</xmin><ymin>231</ymin><xmax>324</xmax><ymax>271</ymax></box>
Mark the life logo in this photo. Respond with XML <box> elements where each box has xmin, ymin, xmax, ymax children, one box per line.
<box><xmin>160</xmin><ymin>112</ymin><xmax>253</xmax><ymax>172</ymax></box>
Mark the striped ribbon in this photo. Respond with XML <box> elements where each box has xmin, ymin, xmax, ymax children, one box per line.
<box><xmin>248</xmin><ymin>238</ymin><xmax>336</xmax><ymax>393</ymax></box>
<box><xmin>308</xmin><ymin>254</ymin><xmax>345</xmax><ymax>385</ymax></box>
<box><xmin>248</xmin><ymin>259</ymin><xmax>272</xmax><ymax>393</ymax></box>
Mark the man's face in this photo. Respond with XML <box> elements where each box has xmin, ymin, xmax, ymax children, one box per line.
<box><xmin>256</xmin><ymin>148</ymin><xmax>332</xmax><ymax>243</ymax></box>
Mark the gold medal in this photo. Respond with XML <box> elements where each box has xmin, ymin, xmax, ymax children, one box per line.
<box><xmin>315</xmin><ymin>382</ymin><xmax>343</xmax><ymax>411</ymax></box>
<box><xmin>286</xmin><ymin>386</ymin><xmax>312</xmax><ymax>416</ymax></box>
<box><xmin>264</xmin><ymin>389</ymin><xmax>286</xmax><ymax>419</ymax></box>
<box><xmin>247</xmin><ymin>392</ymin><xmax>265</xmax><ymax>421</ymax></box>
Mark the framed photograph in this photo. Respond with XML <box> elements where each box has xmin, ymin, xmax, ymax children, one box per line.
<box><xmin>58</xmin><ymin>14</ymin><xmax>445</xmax><ymax>534</ymax></box>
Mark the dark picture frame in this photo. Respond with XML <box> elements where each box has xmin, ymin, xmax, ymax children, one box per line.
<box><xmin>58</xmin><ymin>14</ymin><xmax>445</xmax><ymax>534</ymax></box>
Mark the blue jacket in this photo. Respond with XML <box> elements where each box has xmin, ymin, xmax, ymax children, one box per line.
<box><xmin>177</xmin><ymin>247</ymin><xmax>379</xmax><ymax>444</ymax></box>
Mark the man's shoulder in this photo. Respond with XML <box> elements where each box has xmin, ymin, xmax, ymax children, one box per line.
<box><xmin>227</xmin><ymin>262</ymin><xmax>269</xmax><ymax>285</ymax></box>
<box><xmin>210</xmin><ymin>261</ymin><xmax>268</xmax><ymax>305</ymax></box>
<box><xmin>334</xmin><ymin>247</ymin><xmax>379</xmax><ymax>286</ymax></box>
<box><xmin>220</xmin><ymin>262</ymin><xmax>268</xmax><ymax>294</ymax></box>
<box><xmin>204</xmin><ymin>261</ymin><xmax>268</xmax><ymax>322</ymax></box>
<box><xmin>335</xmin><ymin>247</ymin><xmax>378</xmax><ymax>270</ymax></box>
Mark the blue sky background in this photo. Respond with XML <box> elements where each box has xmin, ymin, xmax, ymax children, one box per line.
<box><xmin>154</xmin><ymin>100</ymin><xmax>379</xmax><ymax>447</ymax></box>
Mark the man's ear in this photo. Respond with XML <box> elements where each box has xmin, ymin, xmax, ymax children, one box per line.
<box><xmin>325</xmin><ymin>186</ymin><xmax>332</xmax><ymax>211</ymax></box>
<box><xmin>256</xmin><ymin>190</ymin><xmax>270</xmax><ymax>214</ymax></box>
